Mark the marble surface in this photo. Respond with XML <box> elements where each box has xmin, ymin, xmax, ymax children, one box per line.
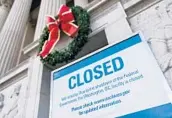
<box><xmin>0</xmin><ymin>78</ymin><xmax>28</xmax><ymax>118</ymax></box>
<box><xmin>129</xmin><ymin>0</ymin><xmax>172</xmax><ymax>89</ymax></box>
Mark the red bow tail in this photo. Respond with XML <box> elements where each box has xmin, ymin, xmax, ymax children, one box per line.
<box><xmin>39</xmin><ymin>26</ymin><xmax>60</xmax><ymax>58</ymax></box>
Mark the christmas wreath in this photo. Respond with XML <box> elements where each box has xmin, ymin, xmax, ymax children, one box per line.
<box><xmin>38</xmin><ymin>5</ymin><xmax>91</xmax><ymax>67</ymax></box>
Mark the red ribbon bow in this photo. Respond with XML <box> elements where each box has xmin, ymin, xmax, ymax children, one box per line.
<box><xmin>39</xmin><ymin>5</ymin><xmax>79</xmax><ymax>58</ymax></box>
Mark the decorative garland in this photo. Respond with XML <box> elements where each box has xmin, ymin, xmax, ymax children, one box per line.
<box><xmin>38</xmin><ymin>5</ymin><xmax>91</xmax><ymax>67</ymax></box>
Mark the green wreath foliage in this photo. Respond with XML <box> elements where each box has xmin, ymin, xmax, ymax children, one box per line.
<box><xmin>38</xmin><ymin>6</ymin><xmax>91</xmax><ymax>67</ymax></box>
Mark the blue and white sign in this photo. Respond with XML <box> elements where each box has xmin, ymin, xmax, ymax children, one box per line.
<box><xmin>50</xmin><ymin>33</ymin><xmax>172</xmax><ymax>118</ymax></box>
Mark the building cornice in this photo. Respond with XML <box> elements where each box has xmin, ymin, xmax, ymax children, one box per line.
<box><xmin>86</xmin><ymin>0</ymin><xmax>109</xmax><ymax>12</ymax></box>
<box><xmin>23</xmin><ymin>39</ymin><xmax>39</xmax><ymax>56</ymax></box>
<box><xmin>122</xmin><ymin>0</ymin><xmax>142</xmax><ymax>10</ymax></box>
<box><xmin>127</xmin><ymin>0</ymin><xmax>162</xmax><ymax>18</ymax></box>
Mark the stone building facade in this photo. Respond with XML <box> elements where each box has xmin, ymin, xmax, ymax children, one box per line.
<box><xmin>0</xmin><ymin>0</ymin><xmax>172</xmax><ymax>118</ymax></box>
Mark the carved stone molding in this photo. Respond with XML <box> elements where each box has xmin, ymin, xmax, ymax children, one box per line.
<box><xmin>129</xmin><ymin>0</ymin><xmax>172</xmax><ymax>89</ymax></box>
<box><xmin>0</xmin><ymin>84</ymin><xmax>22</xmax><ymax>118</ymax></box>
<box><xmin>0</xmin><ymin>93</ymin><xmax>4</xmax><ymax>112</ymax></box>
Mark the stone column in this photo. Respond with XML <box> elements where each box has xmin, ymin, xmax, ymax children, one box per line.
<box><xmin>74</xmin><ymin>0</ymin><xmax>88</xmax><ymax>7</ymax></box>
<box><xmin>24</xmin><ymin>1</ymin><xmax>65</xmax><ymax>118</ymax></box>
<box><xmin>0</xmin><ymin>0</ymin><xmax>32</xmax><ymax>77</ymax></box>
<box><xmin>105</xmin><ymin>2</ymin><xmax>132</xmax><ymax>44</ymax></box>
<box><xmin>0</xmin><ymin>0</ymin><xmax>13</xmax><ymax>31</ymax></box>
<box><xmin>33</xmin><ymin>0</ymin><xmax>66</xmax><ymax>41</ymax></box>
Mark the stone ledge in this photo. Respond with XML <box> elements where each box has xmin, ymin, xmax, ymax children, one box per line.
<box><xmin>86</xmin><ymin>0</ymin><xmax>109</xmax><ymax>12</ymax></box>
<box><xmin>23</xmin><ymin>39</ymin><xmax>39</xmax><ymax>56</ymax></box>
<box><xmin>0</xmin><ymin>59</ymin><xmax>29</xmax><ymax>85</ymax></box>
<box><xmin>126</xmin><ymin>0</ymin><xmax>162</xmax><ymax>18</ymax></box>
<box><xmin>123</xmin><ymin>0</ymin><xmax>143</xmax><ymax>10</ymax></box>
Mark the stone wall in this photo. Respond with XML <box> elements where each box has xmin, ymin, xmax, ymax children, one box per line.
<box><xmin>0</xmin><ymin>77</ymin><xmax>28</xmax><ymax>118</ymax></box>
<box><xmin>128</xmin><ymin>0</ymin><xmax>172</xmax><ymax>89</ymax></box>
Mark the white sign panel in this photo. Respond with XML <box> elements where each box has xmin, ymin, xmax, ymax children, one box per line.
<box><xmin>50</xmin><ymin>33</ymin><xmax>172</xmax><ymax>118</ymax></box>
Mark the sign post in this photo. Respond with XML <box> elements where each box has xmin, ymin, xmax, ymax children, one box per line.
<box><xmin>50</xmin><ymin>33</ymin><xmax>172</xmax><ymax>118</ymax></box>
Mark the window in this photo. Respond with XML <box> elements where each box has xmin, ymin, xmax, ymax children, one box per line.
<box><xmin>66</xmin><ymin>0</ymin><xmax>74</xmax><ymax>7</ymax></box>
<box><xmin>75</xmin><ymin>30</ymin><xmax>108</xmax><ymax>59</ymax></box>
<box><xmin>88</xmin><ymin>0</ymin><xmax>95</xmax><ymax>3</ymax></box>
